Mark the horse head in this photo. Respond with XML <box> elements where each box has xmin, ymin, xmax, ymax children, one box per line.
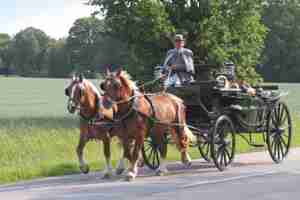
<box><xmin>100</xmin><ymin>68</ymin><xmax>136</xmax><ymax>102</ymax></box>
<box><xmin>64</xmin><ymin>74</ymin><xmax>100</xmax><ymax>115</ymax></box>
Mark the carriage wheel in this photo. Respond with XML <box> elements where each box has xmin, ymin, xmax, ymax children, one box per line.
<box><xmin>211</xmin><ymin>115</ymin><xmax>236</xmax><ymax>171</ymax></box>
<box><xmin>266</xmin><ymin>101</ymin><xmax>292</xmax><ymax>163</ymax></box>
<box><xmin>198</xmin><ymin>134</ymin><xmax>211</xmax><ymax>162</ymax></box>
<box><xmin>142</xmin><ymin>135</ymin><xmax>168</xmax><ymax>170</ymax></box>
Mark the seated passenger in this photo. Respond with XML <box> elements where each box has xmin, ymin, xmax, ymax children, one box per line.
<box><xmin>162</xmin><ymin>34</ymin><xmax>195</xmax><ymax>88</ymax></box>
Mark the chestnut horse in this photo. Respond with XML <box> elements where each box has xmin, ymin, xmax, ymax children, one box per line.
<box><xmin>100</xmin><ymin>69</ymin><xmax>193</xmax><ymax>181</ymax></box>
<box><xmin>64</xmin><ymin>74</ymin><xmax>126</xmax><ymax>178</ymax></box>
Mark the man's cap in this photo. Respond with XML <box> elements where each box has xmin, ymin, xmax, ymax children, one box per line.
<box><xmin>174</xmin><ymin>34</ymin><xmax>185</xmax><ymax>41</ymax></box>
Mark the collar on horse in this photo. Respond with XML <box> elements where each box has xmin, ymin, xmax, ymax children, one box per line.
<box><xmin>79</xmin><ymin>95</ymin><xmax>103</xmax><ymax>125</ymax></box>
<box><xmin>111</xmin><ymin>90</ymin><xmax>156</xmax><ymax>128</ymax></box>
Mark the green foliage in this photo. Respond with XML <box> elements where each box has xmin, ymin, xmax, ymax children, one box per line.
<box><xmin>47</xmin><ymin>39</ymin><xmax>72</xmax><ymax>78</ymax></box>
<box><xmin>67</xmin><ymin>17</ymin><xmax>104</xmax><ymax>72</ymax></box>
<box><xmin>261</xmin><ymin>0</ymin><xmax>300</xmax><ymax>82</ymax></box>
<box><xmin>66</xmin><ymin>16</ymin><xmax>129</xmax><ymax>74</ymax></box>
<box><xmin>0</xmin><ymin>33</ymin><xmax>10</xmax><ymax>48</ymax></box>
<box><xmin>12</xmin><ymin>27</ymin><xmax>50</xmax><ymax>75</ymax></box>
<box><xmin>90</xmin><ymin>0</ymin><xmax>175</xmax><ymax>80</ymax></box>
<box><xmin>89</xmin><ymin>0</ymin><xmax>267</xmax><ymax>83</ymax></box>
<box><xmin>0</xmin><ymin>33</ymin><xmax>12</xmax><ymax>68</ymax></box>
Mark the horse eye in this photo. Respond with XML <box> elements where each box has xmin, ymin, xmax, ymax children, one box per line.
<box><xmin>100</xmin><ymin>82</ymin><xmax>106</xmax><ymax>91</ymax></box>
<box><xmin>65</xmin><ymin>88</ymin><xmax>69</xmax><ymax>96</ymax></box>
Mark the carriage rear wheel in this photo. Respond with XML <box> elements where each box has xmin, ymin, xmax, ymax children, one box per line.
<box><xmin>142</xmin><ymin>135</ymin><xmax>168</xmax><ymax>170</ymax></box>
<box><xmin>266</xmin><ymin>101</ymin><xmax>292</xmax><ymax>163</ymax></box>
<box><xmin>211</xmin><ymin>115</ymin><xmax>236</xmax><ymax>171</ymax></box>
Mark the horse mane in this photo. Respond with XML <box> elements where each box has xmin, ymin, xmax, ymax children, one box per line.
<box><xmin>118</xmin><ymin>70</ymin><xmax>138</xmax><ymax>92</ymax></box>
<box><xmin>82</xmin><ymin>79</ymin><xmax>101</xmax><ymax>98</ymax></box>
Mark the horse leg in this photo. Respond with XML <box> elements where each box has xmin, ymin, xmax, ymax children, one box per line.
<box><xmin>125</xmin><ymin>134</ymin><xmax>144</xmax><ymax>181</ymax></box>
<box><xmin>115</xmin><ymin>141</ymin><xmax>126</xmax><ymax>175</ymax></box>
<box><xmin>77</xmin><ymin>135</ymin><xmax>90</xmax><ymax>174</ymax></box>
<box><xmin>102</xmin><ymin>136</ymin><xmax>113</xmax><ymax>179</ymax></box>
<box><xmin>180</xmin><ymin>126</ymin><xmax>193</xmax><ymax>167</ymax></box>
<box><xmin>170</xmin><ymin>127</ymin><xmax>192</xmax><ymax>167</ymax></box>
<box><xmin>155</xmin><ymin>131</ymin><xmax>168</xmax><ymax>176</ymax></box>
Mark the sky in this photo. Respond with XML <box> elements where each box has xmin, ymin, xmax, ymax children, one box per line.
<box><xmin>0</xmin><ymin>0</ymin><xmax>96</xmax><ymax>39</ymax></box>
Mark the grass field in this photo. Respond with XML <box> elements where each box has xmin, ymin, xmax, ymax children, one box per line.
<box><xmin>0</xmin><ymin>77</ymin><xmax>299</xmax><ymax>184</ymax></box>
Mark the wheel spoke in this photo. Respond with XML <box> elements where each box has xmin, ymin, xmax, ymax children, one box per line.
<box><xmin>273</xmin><ymin>139</ymin><xmax>277</xmax><ymax>159</ymax></box>
<box><xmin>220</xmin><ymin>150</ymin><xmax>224</xmax><ymax>167</ymax></box>
<box><xmin>271</xmin><ymin>136</ymin><xmax>276</xmax><ymax>151</ymax></box>
<box><xmin>153</xmin><ymin>151</ymin><xmax>159</xmax><ymax>166</ymax></box>
<box><xmin>279</xmin><ymin>135</ymin><xmax>288</xmax><ymax>150</ymax></box>
<box><xmin>276</xmin><ymin>104</ymin><xmax>281</xmax><ymax>123</ymax></box>
<box><xmin>276</xmin><ymin>141</ymin><xmax>281</xmax><ymax>161</ymax></box>
<box><xmin>279</xmin><ymin>110</ymin><xmax>287</xmax><ymax>126</ymax></box>
<box><xmin>144</xmin><ymin>144</ymin><xmax>152</xmax><ymax>152</ymax></box>
<box><xmin>278</xmin><ymin>140</ymin><xmax>285</xmax><ymax>159</ymax></box>
<box><xmin>148</xmin><ymin>148</ymin><xmax>154</xmax><ymax>161</ymax></box>
<box><xmin>205</xmin><ymin>143</ymin><xmax>210</xmax><ymax>157</ymax></box>
<box><xmin>224</xmin><ymin>149</ymin><xmax>230</xmax><ymax>166</ymax></box>
<box><xmin>271</xmin><ymin>114</ymin><xmax>277</xmax><ymax>128</ymax></box>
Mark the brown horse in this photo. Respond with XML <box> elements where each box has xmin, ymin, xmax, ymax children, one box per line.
<box><xmin>100</xmin><ymin>69</ymin><xmax>193</xmax><ymax>181</ymax></box>
<box><xmin>64</xmin><ymin>74</ymin><xmax>126</xmax><ymax>178</ymax></box>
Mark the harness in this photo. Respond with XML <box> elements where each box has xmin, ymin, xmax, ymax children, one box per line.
<box><xmin>78</xmin><ymin>95</ymin><xmax>102</xmax><ymax>125</ymax></box>
<box><xmin>109</xmin><ymin>90</ymin><xmax>157</xmax><ymax>130</ymax></box>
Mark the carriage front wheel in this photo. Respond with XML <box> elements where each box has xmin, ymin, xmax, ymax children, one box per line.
<box><xmin>198</xmin><ymin>133</ymin><xmax>212</xmax><ymax>162</ymax></box>
<box><xmin>211</xmin><ymin>115</ymin><xmax>236</xmax><ymax>171</ymax></box>
<box><xmin>142</xmin><ymin>135</ymin><xmax>168</xmax><ymax>170</ymax></box>
<box><xmin>266</xmin><ymin>101</ymin><xmax>292</xmax><ymax>163</ymax></box>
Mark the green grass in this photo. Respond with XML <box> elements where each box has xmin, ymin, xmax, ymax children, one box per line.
<box><xmin>0</xmin><ymin>77</ymin><xmax>299</xmax><ymax>184</ymax></box>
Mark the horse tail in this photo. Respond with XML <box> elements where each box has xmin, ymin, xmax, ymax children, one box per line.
<box><xmin>175</xmin><ymin>99</ymin><xmax>196</xmax><ymax>144</ymax></box>
<box><xmin>183</xmin><ymin>125</ymin><xmax>196</xmax><ymax>143</ymax></box>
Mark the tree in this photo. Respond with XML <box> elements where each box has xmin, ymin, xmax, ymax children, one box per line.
<box><xmin>67</xmin><ymin>17</ymin><xmax>105</xmax><ymax>72</ymax></box>
<box><xmin>67</xmin><ymin>16</ymin><xmax>129</xmax><ymax>74</ymax></box>
<box><xmin>47</xmin><ymin>38</ymin><xmax>72</xmax><ymax>78</ymax></box>
<box><xmin>89</xmin><ymin>0</ymin><xmax>267</xmax><ymax>83</ymax></box>
<box><xmin>261</xmin><ymin>0</ymin><xmax>300</xmax><ymax>82</ymax></box>
<box><xmin>0</xmin><ymin>33</ymin><xmax>11</xmax><ymax>69</ymax></box>
<box><xmin>12</xmin><ymin>27</ymin><xmax>50</xmax><ymax>75</ymax></box>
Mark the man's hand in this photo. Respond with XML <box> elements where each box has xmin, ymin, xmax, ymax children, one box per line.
<box><xmin>170</xmin><ymin>64</ymin><xmax>176</xmax><ymax>69</ymax></box>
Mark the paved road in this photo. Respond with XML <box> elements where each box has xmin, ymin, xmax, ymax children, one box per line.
<box><xmin>1</xmin><ymin>148</ymin><xmax>300</xmax><ymax>200</ymax></box>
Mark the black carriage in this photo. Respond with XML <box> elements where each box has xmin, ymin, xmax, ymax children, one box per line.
<box><xmin>142</xmin><ymin>64</ymin><xmax>292</xmax><ymax>171</ymax></box>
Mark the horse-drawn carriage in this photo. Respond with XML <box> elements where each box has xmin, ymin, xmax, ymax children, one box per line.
<box><xmin>142</xmin><ymin>64</ymin><xmax>292</xmax><ymax>171</ymax></box>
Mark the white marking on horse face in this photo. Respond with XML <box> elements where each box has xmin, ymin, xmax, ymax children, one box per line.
<box><xmin>69</xmin><ymin>81</ymin><xmax>85</xmax><ymax>100</ymax></box>
<box><xmin>70</xmin><ymin>83</ymin><xmax>77</xmax><ymax>99</ymax></box>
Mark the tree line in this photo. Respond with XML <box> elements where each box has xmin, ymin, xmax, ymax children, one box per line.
<box><xmin>0</xmin><ymin>0</ymin><xmax>300</xmax><ymax>82</ymax></box>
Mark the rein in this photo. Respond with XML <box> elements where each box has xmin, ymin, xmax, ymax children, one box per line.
<box><xmin>67</xmin><ymin>95</ymin><xmax>102</xmax><ymax>124</ymax></box>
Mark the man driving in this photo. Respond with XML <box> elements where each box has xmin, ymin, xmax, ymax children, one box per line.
<box><xmin>162</xmin><ymin>34</ymin><xmax>195</xmax><ymax>87</ymax></box>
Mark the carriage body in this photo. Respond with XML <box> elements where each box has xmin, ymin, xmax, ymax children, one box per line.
<box><xmin>143</xmin><ymin>64</ymin><xmax>292</xmax><ymax>171</ymax></box>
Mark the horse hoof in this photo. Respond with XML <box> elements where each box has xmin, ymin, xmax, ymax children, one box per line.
<box><xmin>183</xmin><ymin>161</ymin><xmax>192</xmax><ymax>168</ymax></box>
<box><xmin>125</xmin><ymin>175</ymin><xmax>134</xmax><ymax>182</ymax></box>
<box><xmin>155</xmin><ymin>170</ymin><xmax>165</xmax><ymax>176</ymax></box>
<box><xmin>80</xmin><ymin>165</ymin><xmax>90</xmax><ymax>174</ymax></box>
<box><xmin>125</xmin><ymin>172</ymin><xmax>136</xmax><ymax>182</ymax></box>
<box><xmin>102</xmin><ymin>173</ymin><xmax>112</xmax><ymax>179</ymax></box>
<box><xmin>116</xmin><ymin>168</ymin><xmax>125</xmax><ymax>175</ymax></box>
<box><xmin>137</xmin><ymin>160</ymin><xmax>144</xmax><ymax>168</ymax></box>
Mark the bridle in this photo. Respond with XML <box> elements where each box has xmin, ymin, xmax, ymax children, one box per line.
<box><xmin>66</xmin><ymin>81</ymin><xmax>102</xmax><ymax>123</ymax></box>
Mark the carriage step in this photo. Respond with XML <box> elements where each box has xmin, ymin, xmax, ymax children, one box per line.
<box><xmin>249</xmin><ymin>144</ymin><xmax>265</xmax><ymax>148</ymax></box>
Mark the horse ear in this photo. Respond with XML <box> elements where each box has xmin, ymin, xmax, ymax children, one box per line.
<box><xmin>116</xmin><ymin>68</ymin><xmax>122</xmax><ymax>77</ymax></box>
<box><xmin>72</xmin><ymin>74</ymin><xmax>76</xmax><ymax>81</ymax></box>
<box><xmin>106</xmin><ymin>67</ymin><xmax>111</xmax><ymax>76</ymax></box>
<box><xmin>79</xmin><ymin>74</ymin><xmax>84</xmax><ymax>82</ymax></box>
